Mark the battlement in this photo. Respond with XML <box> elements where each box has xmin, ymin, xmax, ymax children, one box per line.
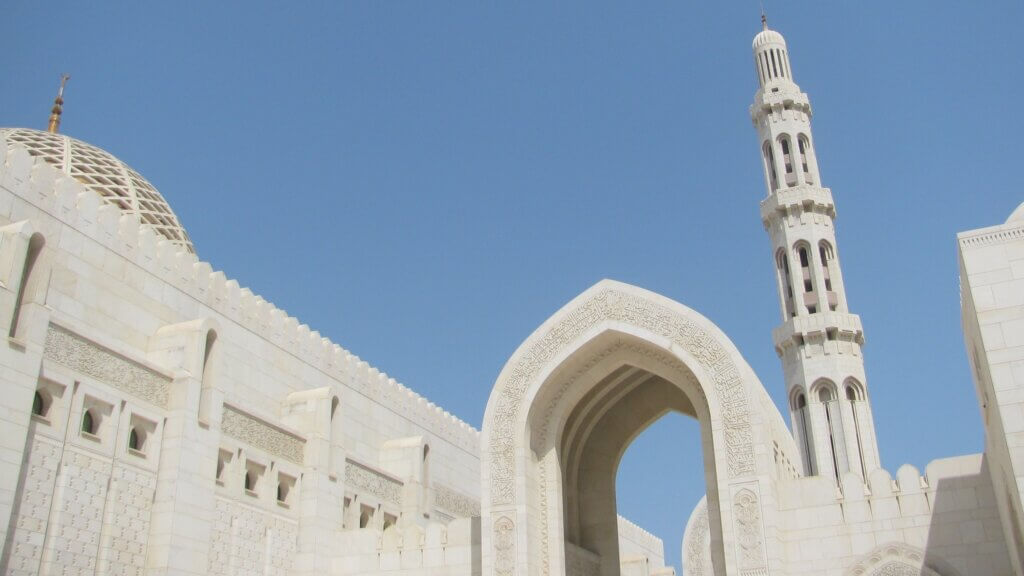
<box><xmin>0</xmin><ymin>138</ymin><xmax>481</xmax><ymax>454</ymax></box>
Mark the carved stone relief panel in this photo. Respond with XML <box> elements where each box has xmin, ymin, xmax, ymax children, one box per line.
<box><xmin>733</xmin><ymin>487</ymin><xmax>766</xmax><ymax>573</ymax></box>
<box><xmin>6</xmin><ymin>435</ymin><xmax>62</xmax><ymax>575</ymax></box>
<box><xmin>221</xmin><ymin>404</ymin><xmax>305</xmax><ymax>465</ymax></box>
<box><xmin>493</xmin><ymin>516</ymin><xmax>516</xmax><ymax>576</ymax></box>
<box><xmin>44</xmin><ymin>324</ymin><xmax>170</xmax><ymax>407</ymax></box>
<box><xmin>344</xmin><ymin>459</ymin><xmax>402</xmax><ymax>505</ymax></box>
<box><xmin>433</xmin><ymin>483</ymin><xmax>480</xmax><ymax>518</ymax></box>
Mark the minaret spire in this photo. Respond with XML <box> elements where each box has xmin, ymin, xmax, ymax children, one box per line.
<box><xmin>750</xmin><ymin>25</ymin><xmax>881</xmax><ymax>483</ymax></box>
<box><xmin>46</xmin><ymin>74</ymin><xmax>70</xmax><ymax>134</ymax></box>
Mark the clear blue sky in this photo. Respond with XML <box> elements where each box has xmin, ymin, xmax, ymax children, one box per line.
<box><xmin>4</xmin><ymin>2</ymin><xmax>1022</xmax><ymax>573</ymax></box>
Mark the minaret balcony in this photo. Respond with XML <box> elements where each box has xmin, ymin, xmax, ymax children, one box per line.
<box><xmin>760</xmin><ymin>185</ymin><xmax>835</xmax><ymax>224</ymax></box>
<box><xmin>772</xmin><ymin>311</ymin><xmax>864</xmax><ymax>351</ymax></box>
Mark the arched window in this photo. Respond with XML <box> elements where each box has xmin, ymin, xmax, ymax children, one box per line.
<box><xmin>815</xmin><ymin>381</ymin><xmax>848</xmax><ymax>480</ymax></box>
<box><xmin>798</xmin><ymin>135</ymin><xmax>814</xmax><ymax>184</ymax></box>
<box><xmin>32</xmin><ymin>391</ymin><xmax>47</xmax><ymax>417</ymax></box>
<box><xmin>845</xmin><ymin>378</ymin><xmax>869</xmax><ymax>478</ymax></box>
<box><xmin>128</xmin><ymin>428</ymin><xmax>143</xmax><ymax>451</ymax></box>
<box><xmin>81</xmin><ymin>409</ymin><xmax>96</xmax><ymax>435</ymax></box>
<box><xmin>796</xmin><ymin>244</ymin><xmax>818</xmax><ymax>314</ymax></box>
<box><xmin>798</xmin><ymin>134</ymin><xmax>816</xmax><ymax>183</ymax></box>
<box><xmin>780</xmin><ymin>136</ymin><xmax>794</xmax><ymax>174</ymax></box>
<box><xmin>791</xmin><ymin>389</ymin><xmax>816</xmax><ymax>476</ymax></box>
<box><xmin>776</xmin><ymin>249</ymin><xmax>795</xmax><ymax>318</ymax></box>
<box><xmin>763</xmin><ymin>141</ymin><xmax>778</xmax><ymax>192</ymax></box>
<box><xmin>359</xmin><ymin>508</ymin><xmax>372</xmax><ymax>529</ymax></box>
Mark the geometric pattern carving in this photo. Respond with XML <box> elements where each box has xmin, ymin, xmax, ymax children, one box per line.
<box><xmin>44</xmin><ymin>324</ymin><xmax>170</xmax><ymax>407</ymax></box>
<box><xmin>6</xmin><ymin>434</ymin><xmax>62</xmax><ymax>576</ymax></box>
<box><xmin>344</xmin><ymin>459</ymin><xmax>402</xmax><ymax>505</ymax></box>
<box><xmin>488</xmin><ymin>287</ymin><xmax>755</xmax><ymax>508</ymax></box>
<box><xmin>221</xmin><ymin>404</ymin><xmax>305</xmax><ymax>465</ymax></box>
<box><xmin>207</xmin><ymin>497</ymin><xmax>298</xmax><ymax>576</ymax></box>
<box><xmin>845</xmin><ymin>543</ymin><xmax>949</xmax><ymax>576</ymax></box>
<box><xmin>42</xmin><ymin>447</ymin><xmax>110</xmax><ymax>576</ymax></box>
<box><xmin>432</xmin><ymin>484</ymin><xmax>480</xmax><ymax>518</ymax></box>
<box><xmin>96</xmin><ymin>463</ymin><xmax>157</xmax><ymax>576</ymax></box>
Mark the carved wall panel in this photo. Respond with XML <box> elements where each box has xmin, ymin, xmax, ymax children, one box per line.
<box><xmin>433</xmin><ymin>483</ymin><xmax>480</xmax><ymax>518</ymax></box>
<box><xmin>493</xmin><ymin>516</ymin><xmax>516</xmax><ymax>576</ymax></box>
<box><xmin>207</xmin><ymin>496</ymin><xmax>298</xmax><ymax>576</ymax></box>
<box><xmin>96</xmin><ymin>463</ymin><xmax>157</xmax><ymax>576</ymax></box>
<box><xmin>5</xmin><ymin>434</ymin><xmax>62</xmax><ymax>576</ymax></box>
<box><xmin>344</xmin><ymin>459</ymin><xmax>402</xmax><ymax>505</ymax></box>
<box><xmin>44</xmin><ymin>324</ymin><xmax>170</xmax><ymax>407</ymax></box>
<box><xmin>42</xmin><ymin>447</ymin><xmax>110</xmax><ymax>576</ymax></box>
<box><xmin>221</xmin><ymin>404</ymin><xmax>305</xmax><ymax>465</ymax></box>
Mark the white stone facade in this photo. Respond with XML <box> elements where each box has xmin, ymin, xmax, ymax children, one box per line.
<box><xmin>0</xmin><ymin>21</ymin><xmax>1020</xmax><ymax>576</ymax></box>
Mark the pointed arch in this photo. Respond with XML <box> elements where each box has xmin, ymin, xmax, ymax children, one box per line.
<box><xmin>481</xmin><ymin>280</ymin><xmax>796</xmax><ymax>576</ymax></box>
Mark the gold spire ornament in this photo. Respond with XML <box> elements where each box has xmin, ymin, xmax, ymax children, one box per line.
<box><xmin>46</xmin><ymin>74</ymin><xmax>70</xmax><ymax>134</ymax></box>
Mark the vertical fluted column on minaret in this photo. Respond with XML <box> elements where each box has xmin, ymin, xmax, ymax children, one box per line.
<box><xmin>750</xmin><ymin>22</ymin><xmax>881</xmax><ymax>482</ymax></box>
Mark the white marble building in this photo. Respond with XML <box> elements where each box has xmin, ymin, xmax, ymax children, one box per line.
<box><xmin>0</xmin><ymin>20</ymin><xmax>1021</xmax><ymax>576</ymax></box>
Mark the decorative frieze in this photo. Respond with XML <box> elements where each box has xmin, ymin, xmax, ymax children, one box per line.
<box><xmin>344</xmin><ymin>459</ymin><xmax>402</xmax><ymax>505</ymax></box>
<box><xmin>44</xmin><ymin>324</ymin><xmax>170</xmax><ymax>407</ymax></box>
<box><xmin>432</xmin><ymin>484</ymin><xmax>480</xmax><ymax>518</ymax></box>
<box><xmin>221</xmin><ymin>404</ymin><xmax>305</xmax><ymax>465</ymax></box>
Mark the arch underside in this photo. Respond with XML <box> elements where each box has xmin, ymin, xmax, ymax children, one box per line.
<box><xmin>527</xmin><ymin>333</ymin><xmax>724</xmax><ymax>576</ymax></box>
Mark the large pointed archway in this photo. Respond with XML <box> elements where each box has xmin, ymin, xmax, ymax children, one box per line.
<box><xmin>481</xmin><ymin>280</ymin><xmax>797</xmax><ymax>576</ymax></box>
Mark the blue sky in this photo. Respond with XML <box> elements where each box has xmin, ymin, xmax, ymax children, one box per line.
<box><xmin>4</xmin><ymin>1</ymin><xmax>1022</xmax><ymax>572</ymax></box>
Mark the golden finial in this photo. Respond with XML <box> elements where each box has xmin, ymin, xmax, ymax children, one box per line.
<box><xmin>46</xmin><ymin>74</ymin><xmax>70</xmax><ymax>134</ymax></box>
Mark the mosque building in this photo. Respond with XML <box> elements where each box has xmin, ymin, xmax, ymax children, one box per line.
<box><xmin>0</xmin><ymin>20</ymin><xmax>1022</xmax><ymax>576</ymax></box>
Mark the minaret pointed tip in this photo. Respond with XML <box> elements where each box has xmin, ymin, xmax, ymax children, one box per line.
<box><xmin>46</xmin><ymin>74</ymin><xmax>70</xmax><ymax>134</ymax></box>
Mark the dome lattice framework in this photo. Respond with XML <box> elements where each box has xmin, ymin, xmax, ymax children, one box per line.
<box><xmin>0</xmin><ymin>128</ymin><xmax>194</xmax><ymax>253</ymax></box>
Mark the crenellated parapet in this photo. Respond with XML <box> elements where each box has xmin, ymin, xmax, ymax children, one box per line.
<box><xmin>0</xmin><ymin>135</ymin><xmax>481</xmax><ymax>455</ymax></box>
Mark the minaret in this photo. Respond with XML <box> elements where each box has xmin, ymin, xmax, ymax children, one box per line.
<box><xmin>750</xmin><ymin>21</ymin><xmax>881</xmax><ymax>482</ymax></box>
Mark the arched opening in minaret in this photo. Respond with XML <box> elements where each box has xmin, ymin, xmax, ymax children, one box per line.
<box><xmin>776</xmin><ymin>248</ymin><xmax>796</xmax><ymax>318</ymax></box>
<box><xmin>779</xmin><ymin>134</ymin><xmax>797</xmax><ymax>187</ymax></box>
<box><xmin>813</xmin><ymin>379</ymin><xmax>847</xmax><ymax>482</ymax></box>
<box><xmin>790</xmin><ymin>388</ymin><xmax>816</xmax><ymax>476</ymax></box>
<box><xmin>818</xmin><ymin>241</ymin><xmax>839</xmax><ymax>311</ymax></box>
<box><xmin>795</xmin><ymin>242</ymin><xmax>818</xmax><ymax>314</ymax></box>
<box><xmin>762</xmin><ymin>141</ymin><xmax>778</xmax><ymax>192</ymax></box>
<box><xmin>798</xmin><ymin>134</ymin><xmax>815</xmax><ymax>184</ymax></box>
<box><xmin>617</xmin><ymin>411</ymin><xmax>703</xmax><ymax>575</ymax></box>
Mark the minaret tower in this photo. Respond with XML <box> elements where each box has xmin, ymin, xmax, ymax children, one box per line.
<box><xmin>751</xmin><ymin>20</ymin><xmax>881</xmax><ymax>482</ymax></box>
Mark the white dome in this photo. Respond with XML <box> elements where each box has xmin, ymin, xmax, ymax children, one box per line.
<box><xmin>753</xmin><ymin>28</ymin><xmax>786</xmax><ymax>50</ymax></box>
<box><xmin>0</xmin><ymin>128</ymin><xmax>194</xmax><ymax>254</ymax></box>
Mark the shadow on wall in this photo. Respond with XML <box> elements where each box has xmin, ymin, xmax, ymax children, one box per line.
<box><xmin>923</xmin><ymin>456</ymin><xmax>1010</xmax><ymax>576</ymax></box>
